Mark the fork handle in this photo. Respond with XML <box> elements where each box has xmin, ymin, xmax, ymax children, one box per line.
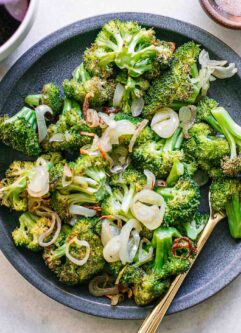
<box><xmin>138</xmin><ymin>213</ymin><xmax>224</xmax><ymax>333</ymax></box>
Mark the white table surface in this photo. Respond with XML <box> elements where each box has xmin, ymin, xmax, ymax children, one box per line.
<box><xmin>0</xmin><ymin>1</ymin><xmax>241</xmax><ymax>332</ymax></box>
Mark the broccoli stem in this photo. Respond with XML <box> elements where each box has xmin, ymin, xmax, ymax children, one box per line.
<box><xmin>51</xmin><ymin>243</ymin><xmax>67</xmax><ymax>260</ymax></box>
<box><xmin>19</xmin><ymin>212</ymin><xmax>38</xmax><ymax>229</ymax></box>
<box><xmin>7</xmin><ymin>107</ymin><xmax>35</xmax><ymax>123</ymax></box>
<box><xmin>211</xmin><ymin>107</ymin><xmax>239</xmax><ymax>159</ymax></box>
<box><xmin>156</xmin><ymin>187</ymin><xmax>176</xmax><ymax>200</ymax></box>
<box><xmin>191</xmin><ymin>63</ymin><xmax>199</xmax><ymax>78</ymax></box>
<box><xmin>166</xmin><ymin>161</ymin><xmax>184</xmax><ymax>187</ymax></box>
<box><xmin>163</xmin><ymin>128</ymin><xmax>182</xmax><ymax>152</ymax></box>
<box><xmin>25</xmin><ymin>94</ymin><xmax>42</xmax><ymax>107</ymax></box>
<box><xmin>152</xmin><ymin>227</ymin><xmax>181</xmax><ymax>270</ymax></box>
<box><xmin>63</xmin><ymin>98</ymin><xmax>81</xmax><ymax>113</ymax></box>
<box><xmin>206</xmin><ymin>115</ymin><xmax>223</xmax><ymax>133</ymax></box>
<box><xmin>169</xmin><ymin>101</ymin><xmax>188</xmax><ymax>110</ymax></box>
<box><xmin>226</xmin><ymin>193</ymin><xmax>241</xmax><ymax>239</ymax></box>
<box><xmin>73</xmin><ymin>63</ymin><xmax>91</xmax><ymax>82</ymax></box>
<box><xmin>212</xmin><ymin>107</ymin><xmax>241</xmax><ymax>140</ymax></box>
<box><xmin>174</xmin><ymin>130</ymin><xmax>184</xmax><ymax>150</ymax></box>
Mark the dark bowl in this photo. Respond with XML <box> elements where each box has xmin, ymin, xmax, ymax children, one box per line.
<box><xmin>0</xmin><ymin>13</ymin><xmax>241</xmax><ymax>320</ymax></box>
<box><xmin>200</xmin><ymin>0</ymin><xmax>241</xmax><ymax>30</ymax></box>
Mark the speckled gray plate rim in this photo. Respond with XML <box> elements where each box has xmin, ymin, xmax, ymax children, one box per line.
<box><xmin>0</xmin><ymin>12</ymin><xmax>241</xmax><ymax>320</ymax></box>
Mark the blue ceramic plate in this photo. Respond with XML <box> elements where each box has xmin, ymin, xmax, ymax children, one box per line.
<box><xmin>0</xmin><ymin>13</ymin><xmax>241</xmax><ymax>319</ymax></box>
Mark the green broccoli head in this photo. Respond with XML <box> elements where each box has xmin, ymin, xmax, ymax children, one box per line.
<box><xmin>183</xmin><ymin>123</ymin><xmax>230</xmax><ymax>164</ymax></box>
<box><xmin>132</xmin><ymin>129</ymin><xmax>184</xmax><ymax>178</ymax></box>
<box><xmin>143</xmin><ymin>41</ymin><xmax>200</xmax><ymax>118</ymax></box>
<box><xmin>210</xmin><ymin>178</ymin><xmax>241</xmax><ymax>239</ymax></box>
<box><xmin>114</xmin><ymin>112</ymin><xmax>158</xmax><ymax>145</ymax></box>
<box><xmin>83</xmin><ymin>20</ymin><xmax>175</xmax><ymax>78</ymax></box>
<box><xmin>43</xmin><ymin>224</ymin><xmax>72</xmax><ymax>271</ymax></box>
<box><xmin>42</xmin><ymin>83</ymin><xmax>62</xmax><ymax>114</ymax></box>
<box><xmin>51</xmin><ymin>191</ymin><xmax>98</xmax><ymax>221</ymax></box>
<box><xmin>110</xmin><ymin>167</ymin><xmax>147</xmax><ymax>192</ymax></box>
<box><xmin>42</xmin><ymin>102</ymin><xmax>95</xmax><ymax>152</ymax></box>
<box><xmin>44</xmin><ymin>218</ymin><xmax>105</xmax><ymax>285</ymax></box>
<box><xmin>124</xmin><ymin>227</ymin><xmax>191</xmax><ymax>306</ymax></box>
<box><xmin>132</xmin><ymin>273</ymin><xmax>170</xmax><ymax>306</ymax></box>
<box><xmin>114</xmin><ymin>74</ymin><xmax>150</xmax><ymax>114</ymax></box>
<box><xmin>12</xmin><ymin>212</ymin><xmax>52</xmax><ymax>251</ymax></box>
<box><xmin>63</xmin><ymin>77</ymin><xmax>115</xmax><ymax>107</ymax></box>
<box><xmin>211</xmin><ymin>107</ymin><xmax>241</xmax><ymax>177</ymax></box>
<box><xmin>25</xmin><ymin>83</ymin><xmax>62</xmax><ymax>115</ymax></box>
<box><xmin>156</xmin><ymin>176</ymin><xmax>200</xmax><ymax>226</ymax></box>
<box><xmin>0</xmin><ymin>107</ymin><xmax>40</xmax><ymax>156</ymax></box>
<box><xmin>101</xmin><ymin>187</ymin><xmax>134</xmax><ymax>221</ymax></box>
<box><xmin>196</xmin><ymin>97</ymin><xmax>221</xmax><ymax>132</ymax></box>
<box><xmin>0</xmin><ymin>160</ymin><xmax>35</xmax><ymax>211</ymax></box>
<box><xmin>210</xmin><ymin>177</ymin><xmax>240</xmax><ymax>213</ymax></box>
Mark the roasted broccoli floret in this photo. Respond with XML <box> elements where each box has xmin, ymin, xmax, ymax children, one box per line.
<box><xmin>0</xmin><ymin>160</ymin><xmax>35</xmax><ymax>211</ymax></box>
<box><xmin>12</xmin><ymin>212</ymin><xmax>51</xmax><ymax>251</ymax></box>
<box><xmin>183</xmin><ymin>211</ymin><xmax>208</xmax><ymax>241</ymax></box>
<box><xmin>166</xmin><ymin>160</ymin><xmax>185</xmax><ymax>187</ymax></box>
<box><xmin>196</xmin><ymin>97</ymin><xmax>222</xmax><ymax>133</ymax></box>
<box><xmin>51</xmin><ymin>191</ymin><xmax>98</xmax><ymax>221</ymax></box>
<box><xmin>42</xmin><ymin>99</ymin><xmax>96</xmax><ymax>152</ymax></box>
<box><xmin>183</xmin><ymin>123</ymin><xmax>230</xmax><ymax>175</ymax></box>
<box><xmin>0</xmin><ymin>107</ymin><xmax>40</xmax><ymax>156</ymax></box>
<box><xmin>143</xmin><ymin>41</ymin><xmax>200</xmax><ymax>118</ymax></box>
<box><xmin>101</xmin><ymin>188</ymin><xmax>133</xmax><ymax>221</ymax></box>
<box><xmin>83</xmin><ymin>20</ymin><xmax>175</xmax><ymax>78</ymax></box>
<box><xmin>51</xmin><ymin>155</ymin><xmax>108</xmax><ymax>220</ymax></box>
<box><xmin>63</xmin><ymin>62</ymin><xmax>115</xmax><ymax>106</ymax></box>
<box><xmin>38</xmin><ymin>152</ymin><xmax>66</xmax><ymax>191</ymax></box>
<box><xmin>60</xmin><ymin>155</ymin><xmax>108</xmax><ymax>201</ymax></box>
<box><xmin>212</xmin><ymin>107</ymin><xmax>241</xmax><ymax>176</ymax></box>
<box><xmin>132</xmin><ymin>128</ymin><xmax>184</xmax><ymax>177</ymax></box>
<box><xmin>43</xmin><ymin>218</ymin><xmax>105</xmax><ymax>285</ymax></box>
<box><xmin>114</xmin><ymin>112</ymin><xmax>158</xmax><ymax>145</ymax></box>
<box><xmin>110</xmin><ymin>167</ymin><xmax>147</xmax><ymax>192</ymax></box>
<box><xmin>150</xmin><ymin>227</ymin><xmax>191</xmax><ymax>275</ymax></box>
<box><xmin>114</xmin><ymin>73</ymin><xmax>149</xmax><ymax>114</ymax></box>
<box><xmin>43</xmin><ymin>224</ymin><xmax>72</xmax><ymax>271</ymax></box>
<box><xmin>121</xmin><ymin>227</ymin><xmax>191</xmax><ymax>305</ymax></box>
<box><xmin>156</xmin><ymin>176</ymin><xmax>200</xmax><ymax>226</ymax></box>
<box><xmin>25</xmin><ymin>83</ymin><xmax>62</xmax><ymax>115</ymax></box>
<box><xmin>101</xmin><ymin>168</ymin><xmax>146</xmax><ymax>219</ymax></box>
<box><xmin>210</xmin><ymin>178</ymin><xmax>241</xmax><ymax>239</ymax></box>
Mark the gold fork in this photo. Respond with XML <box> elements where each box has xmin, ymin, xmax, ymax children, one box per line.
<box><xmin>138</xmin><ymin>193</ymin><xmax>225</xmax><ymax>333</ymax></box>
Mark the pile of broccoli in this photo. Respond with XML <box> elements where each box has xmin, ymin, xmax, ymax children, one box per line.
<box><xmin>0</xmin><ymin>19</ymin><xmax>239</xmax><ymax>307</ymax></box>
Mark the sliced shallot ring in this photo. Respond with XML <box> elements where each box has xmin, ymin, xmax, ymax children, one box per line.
<box><xmin>103</xmin><ymin>235</ymin><xmax>121</xmax><ymax>262</ymax></box>
<box><xmin>62</xmin><ymin>164</ymin><xmax>73</xmax><ymax>188</ymax></box>
<box><xmin>113</xmin><ymin>83</ymin><xmax>125</xmax><ymax>107</ymax></box>
<box><xmin>69</xmin><ymin>204</ymin><xmax>97</xmax><ymax>217</ymax></box>
<box><xmin>27</xmin><ymin>166</ymin><xmax>49</xmax><ymax>197</ymax></box>
<box><xmin>151</xmin><ymin>108</ymin><xmax>179</xmax><ymax>138</ymax></box>
<box><xmin>131</xmin><ymin>190</ymin><xmax>165</xmax><ymax>230</ymax></box>
<box><xmin>101</xmin><ymin>219</ymin><xmax>121</xmax><ymax>246</ymax></box>
<box><xmin>89</xmin><ymin>275</ymin><xmax>119</xmax><ymax>297</ymax></box>
<box><xmin>119</xmin><ymin>219</ymin><xmax>142</xmax><ymax>264</ymax></box>
<box><xmin>35</xmin><ymin>105</ymin><xmax>53</xmax><ymax>143</ymax></box>
<box><xmin>144</xmin><ymin>169</ymin><xmax>156</xmax><ymax>190</ymax></box>
<box><xmin>66</xmin><ymin>238</ymin><xmax>90</xmax><ymax>266</ymax></box>
<box><xmin>38</xmin><ymin>213</ymin><xmax>61</xmax><ymax>247</ymax></box>
<box><xmin>138</xmin><ymin>238</ymin><xmax>154</xmax><ymax>263</ymax></box>
<box><xmin>129</xmin><ymin>119</ymin><xmax>148</xmax><ymax>152</ymax></box>
<box><xmin>131</xmin><ymin>97</ymin><xmax>144</xmax><ymax>117</ymax></box>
